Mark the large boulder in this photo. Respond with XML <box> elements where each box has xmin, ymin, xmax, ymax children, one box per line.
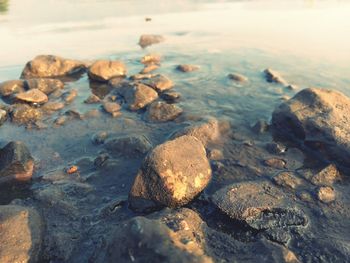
<box><xmin>88</xmin><ymin>60</ymin><xmax>126</xmax><ymax>82</ymax></box>
<box><xmin>129</xmin><ymin>135</ymin><xmax>212</xmax><ymax>212</ymax></box>
<box><xmin>271</xmin><ymin>88</ymin><xmax>350</xmax><ymax>169</ymax></box>
<box><xmin>0</xmin><ymin>205</ymin><xmax>43</xmax><ymax>263</ymax></box>
<box><xmin>21</xmin><ymin>55</ymin><xmax>86</xmax><ymax>79</ymax></box>
<box><xmin>0</xmin><ymin>141</ymin><xmax>34</xmax><ymax>184</ymax></box>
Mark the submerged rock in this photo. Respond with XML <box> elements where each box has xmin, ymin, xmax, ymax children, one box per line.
<box><xmin>145</xmin><ymin>101</ymin><xmax>183</xmax><ymax>122</ymax></box>
<box><xmin>15</xmin><ymin>89</ymin><xmax>48</xmax><ymax>104</ymax></box>
<box><xmin>273</xmin><ymin>172</ymin><xmax>301</xmax><ymax>189</ymax></box>
<box><xmin>141</xmin><ymin>64</ymin><xmax>159</xmax><ymax>74</ymax></box>
<box><xmin>0</xmin><ymin>80</ymin><xmax>25</xmax><ymax>97</ymax></box>
<box><xmin>264</xmin><ymin>68</ymin><xmax>288</xmax><ymax>85</ymax></box>
<box><xmin>102</xmin><ymin>102</ymin><xmax>121</xmax><ymax>117</ymax></box>
<box><xmin>272</xmin><ymin>88</ymin><xmax>350</xmax><ymax>168</ymax></box>
<box><xmin>161</xmin><ymin>90</ymin><xmax>181</xmax><ymax>103</ymax></box>
<box><xmin>176</xmin><ymin>64</ymin><xmax>200</xmax><ymax>73</ymax></box>
<box><xmin>105</xmin><ymin>135</ymin><xmax>152</xmax><ymax>158</ymax></box>
<box><xmin>62</xmin><ymin>89</ymin><xmax>78</xmax><ymax>104</ymax></box>
<box><xmin>316</xmin><ymin>186</ymin><xmax>335</xmax><ymax>203</ymax></box>
<box><xmin>141</xmin><ymin>74</ymin><xmax>174</xmax><ymax>92</ymax></box>
<box><xmin>0</xmin><ymin>141</ymin><xmax>34</xmax><ymax>184</ymax></box>
<box><xmin>141</xmin><ymin>54</ymin><xmax>161</xmax><ymax>65</ymax></box>
<box><xmin>88</xmin><ymin>60</ymin><xmax>127</xmax><ymax>82</ymax></box>
<box><xmin>10</xmin><ymin>104</ymin><xmax>42</xmax><ymax>124</ymax></box>
<box><xmin>129</xmin><ymin>135</ymin><xmax>212</xmax><ymax>212</ymax></box>
<box><xmin>252</xmin><ymin>119</ymin><xmax>269</xmax><ymax>134</ymax></box>
<box><xmin>310</xmin><ymin>164</ymin><xmax>340</xmax><ymax>186</ymax></box>
<box><xmin>228</xmin><ymin>73</ymin><xmax>248</xmax><ymax>82</ymax></box>
<box><xmin>138</xmin><ymin>34</ymin><xmax>165</xmax><ymax>48</ymax></box>
<box><xmin>0</xmin><ymin>205</ymin><xmax>43</xmax><ymax>263</ymax></box>
<box><xmin>25</xmin><ymin>78</ymin><xmax>64</xmax><ymax>95</ymax></box>
<box><xmin>21</xmin><ymin>55</ymin><xmax>86</xmax><ymax>79</ymax></box>
<box><xmin>84</xmin><ymin>94</ymin><xmax>101</xmax><ymax>104</ymax></box>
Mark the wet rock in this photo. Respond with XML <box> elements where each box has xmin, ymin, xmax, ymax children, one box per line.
<box><xmin>0</xmin><ymin>109</ymin><xmax>7</xmax><ymax>125</ymax></box>
<box><xmin>252</xmin><ymin>119</ymin><xmax>269</xmax><ymax>133</ymax></box>
<box><xmin>65</xmin><ymin>109</ymin><xmax>84</xmax><ymax>120</ymax></box>
<box><xmin>129</xmin><ymin>73</ymin><xmax>156</xmax><ymax>81</ymax></box>
<box><xmin>266</xmin><ymin>142</ymin><xmax>286</xmax><ymax>154</ymax></box>
<box><xmin>84</xmin><ymin>109</ymin><xmax>101</xmax><ymax>118</ymax></box>
<box><xmin>84</xmin><ymin>94</ymin><xmax>101</xmax><ymax>104</ymax></box>
<box><xmin>15</xmin><ymin>89</ymin><xmax>48</xmax><ymax>104</ymax></box>
<box><xmin>0</xmin><ymin>80</ymin><xmax>25</xmax><ymax>97</ymax></box>
<box><xmin>129</xmin><ymin>135</ymin><xmax>212</xmax><ymax>212</ymax></box>
<box><xmin>105</xmin><ymin>135</ymin><xmax>152</xmax><ymax>158</ymax></box>
<box><xmin>91</xmin><ymin>131</ymin><xmax>108</xmax><ymax>145</ymax></box>
<box><xmin>264</xmin><ymin>158</ymin><xmax>286</xmax><ymax>169</ymax></box>
<box><xmin>88</xmin><ymin>60</ymin><xmax>127</xmax><ymax>82</ymax></box>
<box><xmin>286</xmin><ymin>84</ymin><xmax>298</xmax><ymax>91</ymax></box>
<box><xmin>311</xmin><ymin>164</ymin><xmax>340</xmax><ymax>186</ymax></box>
<box><xmin>141</xmin><ymin>64</ymin><xmax>159</xmax><ymax>74</ymax></box>
<box><xmin>41</xmin><ymin>101</ymin><xmax>65</xmax><ymax>112</ymax></box>
<box><xmin>62</xmin><ymin>89</ymin><xmax>78</xmax><ymax>104</ymax></box>
<box><xmin>141</xmin><ymin>54</ymin><xmax>161</xmax><ymax>65</ymax></box>
<box><xmin>228</xmin><ymin>73</ymin><xmax>248</xmax><ymax>82</ymax></box>
<box><xmin>138</xmin><ymin>34</ymin><xmax>165</xmax><ymax>48</ymax></box>
<box><xmin>316</xmin><ymin>186</ymin><xmax>335</xmax><ymax>203</ymax></box>
<box><xmin>0</xmin><ymin>205</ymin><xmax>43</xmax><ymax>263</ymax></box>
<box><xmin>273</xmin><ymin>172</ymin><xmax>302</xmax><ymax>189</ymax></box>
<box><xmin>176</xmin><ymin>64</ymin><xmax>200</xmax><ymax>73</ymax></box>
<box><xmin>116</xmin><ymin>82</ymin><xmax>158</xmax><ymax>110</ymax></box>
<box><xmin>264</xmin><ymin>68</ymin><xmax>288</xmax><ymax>85</ymax></box>
<box><xmin>0</xmin><ymin>141</ymin><xmax>34</xmax><ymax>184</ymax></box>
<box><xmin>271</xmin><ymin>88</ymin><xmax>350</xmax><ymax>168</ymax></box>
<box><xmin>145</xmin><ymin>101</ymin><xmax>183</xmax><ymax>122</ymax></box>
<box><xmin>21</xmin><ymin>55</ymin><xmax>86</xmax><ymax>79</ymax></box>
<box><xmin>25</xmin><ymin>78</ymin><xmax>64</xmax><ymax>95</ymax></box>
<box><xmin>161</xmin><ymin>90</ymin><xmax>181</xmax><ymax>103</ymax></box>
<box><xmin>10</xmin><ymin>104</ymin><xmax>42</xmax><ymax>124</ymax></box>
<box><xmin>141</xmin><ymin>74</ymin><xmax>174</xmax><ymax>92</ymax></box>
<box><xmin>208</xmin><ymin>149</ymin><xmax>224</xmax><ymax>160</ymax></box>
<box><xmin>102</xmin><ymin>102</ymin><xmax>121</xmax><ymax>117</ymax></box>
<box><xmin>107</xmin><ymin>208</ymin><xmax>212</xmax><ymax>263</ymax></box>
<box><xmin>54</xmin><ymin>116</ymin><xmax>67</xmax><ymax>126</ymax></box>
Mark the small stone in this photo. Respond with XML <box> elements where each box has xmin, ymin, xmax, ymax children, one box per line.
<box><xmin>41</xmin><ymin>101</ymin><xmax>65</xmax><ymax>112</ymax></box>
<box><xmin>286</xmin><ymin>84</ymin><xmax>298</xmax><ymax>90</ymax></box>
<box><xmin>145</xmin><ymin>101</ymin><xmax>183</xmax><ymax>122</ymax></box>
<box><xmin>298</xmin><ymin>191</ymin><xmax>313</xmax><ymax>202</ymax></box>
<box><xmin>176</xmin><ymin>64</ymin><xmax>200</xmax><ymax>73</ymax></box>
<box><xmin>317</xmin><ymin>186</ymin><xmax>335</xmax><ymax>203</ymax></box>
<box><xmin>0</xmin><ymin>80</ymin><xmax>25</xmax><ymax>97</ymax></box>
<box><xmin>62</xmin><ymin>89</ymin><xmax>78</xmax><ymax>104</ymax></box>
<box><xmin>141</xmin><ymin>54</ymin><xmax>161</xmax><ymax>65</ymax></box>
<box><xmin>264</xmin><ymin>158</ymin><xmax>286</xmax><ymax>169</ymax></box>
<box><xmin>138</xmin><ymin>34</ymin><xmax>165</xmax><ymax>48</ymax></box>
<box><xmin>65</xmin><ymin>109</ymin><xmax>84</xmax><ymax>120</ymax></box>
<box><xmin>105</xmin><ymin>135</ymin><xmax>152</xmax><ymax>157</ymax></box>
<box><xmin>161</xmin><ymin>91</ymin><xmax>181</xmax><ymax>103</ymax></box>
<box><xmin>88</xmin><ymin>60</ymin><xmax>127</xmax><ymax>82</ymax></box>
<box><xmin>141</xmin><ymin>74</ymin><xmax>174</xmax><ymax>92</ymax></box>
<box><xmin>228</xmin><ymin>73</ymin><xmax>248</xmax><ymax>82</ymax></box>
<box><xmin>264</xmin><ymin>68</ymin><xmax>288</xmax><ymax>85</ymax></box>
<box><xmin>84</xmin><ymin>94</ymin><xmax>101</xmax><ymax>104</ymax></box>
<box><xmin>91</xmin><ymin>131</ymin><xmax>108</xmax><ymax>145</ymax></box>
<box><xmin>54</xmin><ymin>116</ymin><xmax>67</xmax><ymax>126</ymax></box>
<box><xmin>252</xmin><ymin>119</ymin><xmax>269</xmax><ymax>133</ymax></box>
<box><xmin>141</xmin><ymin>64</ymin><xmax>159</xmax><ymax>74</ymax></box>
<box><xmin>208</xmin><ymin>149</ymin><xmax>224</xmax><ymax>160</ymax></box>
<box><xmin>103</xmin><ymin>102</ymin><xmax>121</xmax><ymax>117</ymax></box>
<box><xmin>311</xmin><ymin>164</ymin><xmax>340</xmax><ymax>186</ymax></box>
<box><xmin>273</xmin><ymin>172</ymin><xmax>301</xmax><ymax>189</ymax></box>
<box><xmin>25</xmin><ymin>78</ymin><xmax>64</xmax><ymax>95</ymax></box>
<box><xmin>15</xmin><ymin>89</ymin><xmax>48</xmax><ymax>104</ymax></box>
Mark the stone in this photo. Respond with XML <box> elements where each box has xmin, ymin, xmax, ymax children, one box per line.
<box><xmin>141</xmin><ymin>54</ymin><xmax>161</xmax><ymax>65</ymax></box>
<box><xmin>129</xmin><ymin>73</ymin><xmax>156</xmax><ymax>81</ymax></box>
<box><xmin>138</xmin><ymin>34</ymin><xmax>165</xmax><ymax>48</ymax></box>
<box><xmin>271</xmin><ymin>88</ymin><xmax>350</xmax><ymax>168</ymax></box>
<box><xmin>91</xmin><ymin>131</ymin><xmax>108</xmax><ymax>145</ymax></box>
<box><xmin>264</xmin><ymin>68</ymin><xmax>288</xmax><ymax>85</ymax></box>
<box><xmin>116</xmin><ymin>82</ymin><xmax>158</xmax><ymax>110</ymax></box>
<box><xmin>84</xmin><ymin>94</ymin><xmax>101</xmax><ymax>104</ymax></box>
<box><xmin>140</xmin><ymin>64</ymin><xmax>159</xmax><ymax>74</ymax></box>
<box><xmin>103</xmin><ymin>102</ymin><xmax>121</xmax><ymax>117</ymax></box>
<box><xmin>317</xmin><ymin>186</ymin><xmax>335</xmax><ymax>203</ymax></box>
<box><xmin>273</xmin><ymin>172</ymin><xmax>302</xmax><ymax>189</ymax></box>
<box><xmin>0</xmin><ymin>109</ymin><xmax>7</xmax><ymax>125</ymax></box>
<box><xmin>311</xmin><ymin>164</ymin><xmax>340</xmax><ymax>186</ymax></box>
<box><xmin>228</xmin><ymin>73</ymin><xmax>248</xmax><ymax>82</ymax></box>
<box><xmin>107</xmin><ymin>208</ymin><xmax>213</xmax><ymax>263</ymax></box>
<box><xmin>65</xmin><ymin>109</ymin><xmax>84</xmax><ymax>120</ymax></box>
<box><xmin>54</xmin><ymin>116</ymin><xmax>67</xmax><ymax>126</ymax></box>
<box><xmin>161</xmin><ymin>91</ymin><xmax>181</xmax><ymax>103</ymax></box>
<box><xmin>286</xmin><ymin>84</ymin><xmax>298</xmax><ymax>91</ymax></box>
<box><xmin>0</xmin><ymin>141</ymin><xmax>34</xmax><ymax>184</ymax></box>
<box><xmin>0</xmin><ymin>205</ymin><xmax>43</xmax><ymax>263</ymax></box>
<box><xmin>0</xmin><ymin>80</ymin><xmax>25</xmax><ymax>97</ymax></box>
<box><xmin>105</xmin><ymin>135</ymin><xmax>152</xmax><ymax>158</ymax></box>
<box><xmin>88</xmin><ymin>60</ymin><xmax>127</xmax><ymax>82</ymax></box>
<box><xmin>208</xmin><ymin>149</ymin><xmax>224</xmax><ymax>160</ymax></box>
<box><xmin>25</xmin><ymin>78</ymin><xmax>64</xmax><ymax>95</ymax></box>
<box><xmin>141</xmin><ymin>74</ymin><xmax>174</xmax><ymax>92</ymax></box>
<box><xmin>266</xmin><ymin>142</ymin><xmax>286</xmax><ymax>154</ymax></box>
<box><xmin>21</xmin><ymin>55</ymin><xmax>86</xmax><ymax>79</ymax></box>
<box><xmin>10</xmin><ymin>104</ymin><xmax>42</xmax><ymax>124</ymax></box>
<box><xmin>176</xmin><ymin>64</ymin><xmax>200</xmax><ymax>73</ymax></box>
<box><xmin>41</xmin><ymin>101</ymin><xmax>65</xmax><ymax>112</ymax></box>
<box><xmin>129</xmin><ymin>135</ymin><xmax>212</xmax><ymax>212</ymax></box>
<box><xmin>264</xmin><ymin>158</ymin><xmax>286</xmax><ymax>169</ymax></box>
<box><xmin>15</xmin><ymin>89</ymin><xmax>48</xmax><ymax>104</ymax></box>
<box><xmin>145</xmin><ymin>101</ymin><xmax>183</xmax><ymax>122</ymax></box>
<box><xmin>62</xmin><ymin>89</ymin><xmax>78</xmax><ymax>104</ymax></box>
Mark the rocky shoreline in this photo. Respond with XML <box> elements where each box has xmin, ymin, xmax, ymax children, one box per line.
<box><xmin>0</xmin><ymin>49</ymin><xmax>349</xmax><ymax>263</ymax></box>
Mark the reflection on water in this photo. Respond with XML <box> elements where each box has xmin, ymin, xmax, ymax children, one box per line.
<box><xmin>0</xmin><ymin>0</ymin><xmax>9</xmax><ymax>14</ymax></box>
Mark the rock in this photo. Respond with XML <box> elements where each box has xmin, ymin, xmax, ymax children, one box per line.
<box><xmin>252</xmin><ymin>119</ymin><xmax>269</xmax><ymax>133</ymax></box>
<box><xmin>141</xmin><ymin>54</ymin><xmax>161</xmax><ymax>65</ymax></box>
<box><xmin>129</xmin><ymin>135</ymin><xmax>212</xmax><ymax>212</ymax></box>
<box><xmin>0</xmin><ymin>205</ymin><xmax>43</xmax><ymax>263</ymax></box>
<box><xmin>91</xmin><ymin>131</ymin><xmax>108</xmax><ymax>145</ymax></box>
<box><xmin>141</xmin><ymin>74</ymin><xmax>174</xmax><ymax>92</ymax></box>
<box><xmin>129</xmin><ymin>73</ymin><xmax>156</xmax><ymax>81</ymax></box>
<box><xmin>208</xmin><ymin>149</ymin><xmax>224</xmax><ymax>160</ymax></box>
<box><xmin>62</xmin><ymin>89</ymin><xmax>78</xmax><ymax>104</ymax></box>
<box><xmin>88</xmin><ymin>60</ymin><xmax>127</xmax><ymax>82</ymax></box>
<box><xmin>0</xmin><ymin>141</ymin><xmax>34</xmax><ymax>184</ymax></box>
<box><xmin>84</xmin><ymin>94</ymin><xmax>101</xmax><ymax>104</ymax></box>
<box><xmin>271</xmin><ymin>88</ymin><xmax>350</xmax><ymax>168</ymax></box>
<box><xmin>266</xmin><ymin>142</ymin><xmax>286</xmax><ymax>154</ymax></box>
<box><xmin>54</xmin><ymin>116</ymin><xmax>67</xmax><ymax>126</ymax></box>
<box><xmin>264</xmin><ymin>68</ymin><xmax>288</xmax><ymax>85</ymax></box>
<box><xmin>176</xmin><ymin>64</ymin><xmax>200</xmax><ymax>73</ymax></box>
<box><xmin>0</xmin><ymin>109</ymin><xmax>7</xmax><ymax>125</ymax></box>
<box><xmin>161</xmin><ymin>91</ymin><xmax>181</xmax><ymax>103</ymax></box>
<box><xmin>140</xmin><ymin>64</ymin><xmax>159</xmax><ymax>74</ymax></box>
<box><xmin>103</xmin><ymin>102</ymin><xmax>121</xmax><ymax>117</ymax></box>
<box><xmin>145</xmin><ymin>101</ymin><xmax>183</xmax><ymax>122</ymax></box>
<box><xmin>0</xmin><ymin>80</ymin><xmax>25</xmax><ymax>97</ymax></box>
<box><xmin>25</xmin><ymin>78</ymin><xmax>64</xmax><ymax>95</ymax></box>
<box><xmin>65</xmin><ymin>109</ymin><xmax>84</xmax><ymax>120</ymax></box>
<box><xmin>311</xmin><ymin>164</ymin><xmax>340</xmax><ymax>186</ymax></box>
<box><xmin>286</xmin><ymin>84</ymin><xmax>298</xmax><ymax>91</ymax></box>
<box><xmin>10</xmin><ymin>104</ymin><xmax>42</xmax><ymax>124</ymax></box>
<box><xmin>107</xmin><ymin>208</ymin><xmax>213</xmax><ymax>263</ymax></box>
<box><xmin>116</xmin><ymin>82</ymin><xmax>158</xmax><ymax>110</ymax></box>
<box><xmin>41</xmin><ymin>101</ymin><xmax>65</xmax><ymax>112</ymax></box>
<box><xmin>316</xmin><ymin>186</ymin><xmax>335</xmax><ymax>203</ymax></box>
<box><xmin>84</xmin><ymin>109</ymin><xmax>101</xmax><ymax>118</ymax></box>
<box><xmin>138</xmin><ymin>34</ymin><xmax>165</xmax><ymax>48</ymax></box>
<box><xmin>273</xmin><ymin>172</ymin><xmax>301</xmax><ymax>189</ymax></box>
<box><xmin>105</xmin><ymin>135</ymin><xmax>152</xmax><ymax>158</ymax></box>
<box><xmin>228</xmin><ymin>73</ymin><xmax>248</xmax><ymax>82</ymax></box>
<box><xmin>15</xmin><ymin>89</ymin><xmax>48</xmax><ymax>104</ymax></box>
<box><xmin>21</xmin><ymin>55</ymin><xmax>86</xmax><ymax>79</ymax></box>
<box><xmin>94</xmin><ymin>153</ymin><xmax>110</xmax><ymax>168</ymax></box>
<box><xmin>264</xmin><ymin>158</ymin><xmax>286</xmax><ymax>169</ymax></box>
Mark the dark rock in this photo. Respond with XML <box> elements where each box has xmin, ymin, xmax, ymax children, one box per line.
<box><xmin>25</xmin><ymin>78</ymin><xmax>64</xmax><ymax>95</ymax></box>
<box><xmin>54</xmin><ymin>116</ymin><xmax>67</xmax><ymax>126</ymax></box>
<box><xmin>266</xmin><ymin>142</ymin><xmax>286</xmax><ymax>154</ymax></box>
<box><xmin>105</xmin><ymin>135</ymin><xmax>152</xmax><ymax>158</ymax></box>
<box><xmin>15</xmin><ymin>89</ymin><xmax>48</xmax><ymax>104</ymax></box>
<box><xmin>88</xmin><ymin>60</ymin><xmax>127</xmax><ymax>82</ymax></box>
<box><xmin>84</xmin><ymin>94</ymin><xmax>101</xmax><ymax>104</ymax></box>
<box><xmin>91</xmin><ymin>131</ymin><xmax>108</xmax><ymax>145</ymax></box>
<box><xmin>145</xmin><ymin>101</ymin><xmax>182</xmax><ymax>122</ymax></box>
<box><xmin>129</xmin><ymin>135</ymin><xmax>211</xmax><ymax>212</ymax></box>
<box><xmin>21</xmin><ymin>55</ymin><xmax>86</xmax><ymax>79</ymax></box>
<box><xmin>0</xmin><ymin>141</ymin><xmax>34</xmax><ymax>184</ymax></box>
<box><xmin>138</xmin><ymin>34</ymin><xmax>165</xmax><ymax>48</ymax></box>
<box><xmin>264</xmin><ymin>68</ymin><xmax>288</xmax><ymax>85</ymax></box>
<box><xmin>141</xmin><ymin>74</ymin><xmax>173</xmax><ymax>92</ymax></box>
<box><xmin>10</xmin><ymin>104</ymin><xmax>42</xmax><ymax>124</ymax></box>
<box><xmin>316</xmin><ymin>186</ymin><xmax>335</xmax><ymax>203</ymax></box>
<box><xmin>0</xmin><ymin>80</ymin><xmax>25</xmax><ymax>97</ymax></box>
<box><xmin>176</xmin><ymin>64</ymin><xmax>200</xmax><ymax>73</ymax></box>
<box><xmin>94</xmin><ymin>153</ymin><xmax>110</xmax><ymax>168</ymax></box>
<box><xmin>228</xmin><ymin>73</ymin><xmax>248</xmax><ymax>82</ymax></box>
<box><xmin>0</xmin><ymin>205</ymin><xmax>43</xmax><ymax>263</ymax></box>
